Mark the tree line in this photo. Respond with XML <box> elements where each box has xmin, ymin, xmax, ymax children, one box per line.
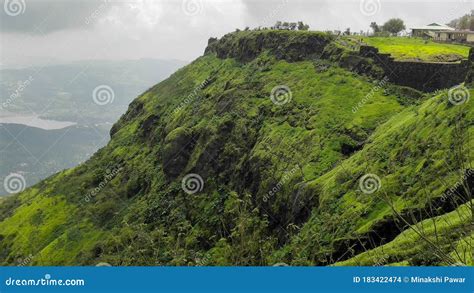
<box><xmin>370</xmin><ymin>18</ymin><xmax>406</xmax><ymax>36</ymax></box>
<box><xmin>447</xmin><ymin>10</ymin><xmax>474</xmax><ymax>30</ymax></box>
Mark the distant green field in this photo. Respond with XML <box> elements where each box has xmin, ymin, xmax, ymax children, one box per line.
<box><xmin>359</xmin><ymin>37</ymin><xmax>471</xmax><ymax>62</ymax></box>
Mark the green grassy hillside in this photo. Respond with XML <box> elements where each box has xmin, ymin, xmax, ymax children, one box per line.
<box><xmin>359</xmin><ymin>37</ymin><xmax>471</xmax><ymax>62</ymax></box>
<box><xmin>0</xmin><ymin>31</ymin><xmax>472</xmax><ymax>266</ymax></box>
<box><xmin>336</xmin><ymin>201</ymin><xmax>473</xmax><ymax>266</ymax></box>
<box><xmin>273</xmin><ymin>87</ymin><xmax>473</xmax><ymax>265</ymax></box>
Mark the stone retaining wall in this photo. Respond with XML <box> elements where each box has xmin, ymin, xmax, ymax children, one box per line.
<box><xmin>359</xmin><ymin>46</ymin><xmax>471</xmax><ymax>92</ymax></box>
<box><xmin>465</xmin><ymin>48</ymin><xmax>474</xmax><ymax>85</ymax></box>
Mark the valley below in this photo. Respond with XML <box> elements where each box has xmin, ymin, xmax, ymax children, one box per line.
<box><xmin>0</xmin><ymin>59</ymin><xmax>187</xmax><ymax>195</ymax></box>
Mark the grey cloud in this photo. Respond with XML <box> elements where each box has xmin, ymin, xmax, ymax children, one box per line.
<box><xmin>0</xmin><ymin>0</ymin><xmax>113</xmax><ymax>34</ymax></box>
<box><xmin>240</xmin><ymin>0</ymin><xmax>473</xmax><ymax>32</ymax></box>
<box><xmin>240</xmin><ymin>0</ymin><xmax>330</xmax><ymax>27</ymax></box>
<box><xmin>1</xmin><ymin>0</ymin><xmax>473</xmax><ymax>69</ymax></box>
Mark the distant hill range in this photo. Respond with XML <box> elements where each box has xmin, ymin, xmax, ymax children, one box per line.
<box><xmin>0</xmin><ymin>59</ymin><xmax>187</xmax><ymax>194</ymax></box>
<box><xmin>0</xmin><ymin>59</ymin><xmax>188</xmax><ymax>124</ymax></box>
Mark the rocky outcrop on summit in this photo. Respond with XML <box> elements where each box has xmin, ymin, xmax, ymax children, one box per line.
<box><xmin>205</xmin><ymin>30</ymin><xmax>332</xmax><ymax>62</ymax></box>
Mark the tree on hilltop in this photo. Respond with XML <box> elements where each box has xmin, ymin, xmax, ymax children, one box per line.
<box><xmin>297</xmin><ymin>21</ymin><xmax>310</xmax><ymax>31</ymax></box>
<box><xmin>272</xmin><ymin>21</ymin><xmax>310</xmax><ymax>31</ymax></box>
<box><xmin>382</xmin><ymin>18</ymin><xmax>406</xmax><ymax>35</ymax></box>
<box><xmin>447</xmin><ymin>11</ymin><xmax>474</xmax><ymax>30</ymax></box>
<box><xmin>370</xmin><ymin>22</ymin><xmax>380</xmax><ymax>33</ymax></box>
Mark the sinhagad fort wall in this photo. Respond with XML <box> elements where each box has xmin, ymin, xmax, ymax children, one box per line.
<box><xmin>359</xmin><ymin>46</ymin><xmax>473</xmax><ymax>92</ymax></box>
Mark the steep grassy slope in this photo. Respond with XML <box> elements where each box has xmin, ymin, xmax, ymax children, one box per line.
<box><xmin>272</xmin><ymin>88</ymin><xmax>473</xmax><ymax>265</ymax></box>
<box><xmin>0</xmin><ymin>31</ymin><xmax>472</xmax><ymax>266</ymax></box>
<box><xmin>336</xmin><ymin>201</ymin><xmax>473</xmax><ymax>266</ymax></box>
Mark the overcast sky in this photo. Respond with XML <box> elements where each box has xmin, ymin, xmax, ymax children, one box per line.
<box><xmin>0</xmin><ymin>0</ymin><xmax>472</xmax><ymax>68</ymax></box>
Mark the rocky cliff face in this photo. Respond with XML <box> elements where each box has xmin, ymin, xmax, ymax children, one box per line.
<box><xmin>204</xmin><ymin>30</ymin><xmax>332</xmax><ymax>62</ymax></box>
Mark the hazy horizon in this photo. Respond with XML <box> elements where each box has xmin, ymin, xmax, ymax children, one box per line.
<box><xmin>0</xmin><ymin>56</ymin><xmax>190</xmax><ymax>70</ymax></box>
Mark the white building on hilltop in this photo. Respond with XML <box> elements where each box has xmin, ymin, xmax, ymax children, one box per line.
<box><xmin>411</xmin><ymin>23</ymin><xmax>455</xmax><ymax>38</ymax></box>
